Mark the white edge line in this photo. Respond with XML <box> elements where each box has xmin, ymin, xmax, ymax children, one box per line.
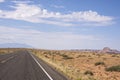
<box><xmin>30</xmin><ymin>52</ymin><xmax>53</xmax><ymax>80</ymax></box>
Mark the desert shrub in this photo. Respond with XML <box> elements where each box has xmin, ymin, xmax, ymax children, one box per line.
<box><xmin>95</xmin><ymin>62</ymin><xmax>105</xmax><ymax>66</ymax></box>
<box><xmin>76</xmin><ymin>78</ymin><xmax>82</xmax><ymax>80</ymax></box>
<box><xmin>88</xmin><ymin>57</ymin><xmax>93</xmax><ymax>59</ymax></box>
<box><xmin>103</xmin><ymin>58</ymin><xmax>107</xmax><ymax>60</ymax></box>
<box><xmin>88</xmin><ymin>55</ymin><xmax>91</xmax><ymax>57</ymax></box>
<box><xmin>111</xmin><ymin>54</ymin><xmax>117</xmax><ymax>57</ymax></box>
<box><xmin>61</xmin><ymin>54</ymin><xmax>67</xmax><ymax>57</ymax></box>
<box><xmin>61</xmin><ymin>54</ymin><xmax>73</xmax><ymax>59</ymax></box>
<box><xmin>111</xmin><ymin>54</ymin><xmax>120</xmax><ymax>58</ymax></box>
<box><xmin>84</xmin><ymin>70</ymin><xmax>94</xmax><ymax>76</ymax></box>
<box><xmin>45</xmin><ymin>55</ymin><xmax>49</xmax><ymax>58</ymax></box>
<box><xmin>88</xmin><ymin>77</ymin><xmax>97</xmax><ymax>80</ymax></box>
<box><xmin>105</xmin><ymin>65</ymin><xmax>120</xmax><ymax>72</ymax></box>
<box><xmin>92</xmin><ymin>53</ymin><xmax>96</xmax><ymax>55</ymax></box>
<box><xmin>77</xmin><ymin>55</ymin><xmax>86</xmax><ymax>58</ymax></box>
<box><xmin>96</xmin><ymin>54</ymin><xmax>101</xmax><ymax>57</ymax></box>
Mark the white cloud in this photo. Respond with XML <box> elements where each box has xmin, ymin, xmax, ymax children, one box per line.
<box><xmin>0</xmin><ymin>26</ymin><xmax>100</xmax><ymax>49</ymax></box>
<box><xmin>0</xmin><ymin>0</ymin><xmax>4</xmax><ymax>3</ymax></box>
<box><xmin>12</xmin><ymin>0</ymin><xmax>32</xmax><ymax>4</ymax></box>
<box><xmin>0</xmin><ymin>2</ymin><xmax>114</xmax><ymax>26</ymax></box>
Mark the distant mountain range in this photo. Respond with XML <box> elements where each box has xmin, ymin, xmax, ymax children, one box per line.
<box><xmin>0</xmin><ymin>44</ymin><xmax>119</xmax><ymax>54</ymax></box>
<box><xmin>70</xmin><ymin>47</ymin><xmax>120</xmax><ymax>54</ymax></box>
<box><xmin>0</xmin><ymin>43</ymin><xmax>32</xmax><ymax>48</ymax></box>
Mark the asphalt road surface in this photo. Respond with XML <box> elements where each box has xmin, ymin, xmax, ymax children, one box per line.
<box><xmin>0</xmin><ymin>50</ymin><xmax>68</xmax><ymax>80</ymax></box>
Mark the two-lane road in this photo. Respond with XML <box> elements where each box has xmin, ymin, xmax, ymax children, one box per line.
<box><xmin>0</xmin><ymin>50</ymin><xmax>68</xmax><ymax>80</ymax></box>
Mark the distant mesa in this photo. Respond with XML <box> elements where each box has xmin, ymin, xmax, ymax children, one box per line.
<box><xmin>99</xmin><ymin>47</ymin><xmax>120</xmax><ymax>54</ymax></box>
<box><xmin>0</xmin><ymin>43</ymin><xmax>32</xmax><ymax>48</ymax></box>
<box><xmin>102</xmin><ymin>47</ymin><xmax>111</xmax><ymax>53</ymax></box>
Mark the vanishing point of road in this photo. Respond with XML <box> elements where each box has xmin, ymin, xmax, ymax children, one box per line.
<box><xmin>0</xmin><ymin>50</ymin><xmax>68</xmax><ymax>80</ymax></box>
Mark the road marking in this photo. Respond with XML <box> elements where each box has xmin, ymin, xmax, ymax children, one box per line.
<box><xmin>30</xmin><ymin>53</ymin><xmax>53</xmax><ymax>80</ymax></box>
<box><xmin>0</xmin><ymin>56</ymin><xmax>14</xmax><ymax>63</ymax></box>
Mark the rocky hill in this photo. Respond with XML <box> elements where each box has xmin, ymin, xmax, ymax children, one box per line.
<box><xmin>99</xmin><ymin>47</ymin><xmax>120</xmax><ymax>54</ymax></box>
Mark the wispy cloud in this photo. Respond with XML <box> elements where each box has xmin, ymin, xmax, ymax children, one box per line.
<box><xmin>0</xmin><ymin>2</ymin><xmax>114</xmax><ymax>27</ymax></box>
<box><xmin>0</xmin><ymin>0</ymin><xmax>4</xmax><ymax>3</ymax></box>
<box><xmin>0</xmin><ymin>26</ymin><xmax>100</xmax><ymax>49</ymax></box>
<box><xmin>12</xmin><ymin>0</ymin><xmax>32</xmax><ymax>4</ymax></box>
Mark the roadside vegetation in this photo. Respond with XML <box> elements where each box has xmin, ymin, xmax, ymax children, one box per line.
<box><xmin>84</xmin><ymin>70</ymin><xmax>94</xmax><ymax>76</ymax></box>
<box><xmin>95</xmin><ymin>62</ymin><xmax>105</xmax><ymax>66</ymax></box>
<box><xmin>31</xmin><ymin>49</ymin><xmax>120</xmax><ymax>80</ymax></box>
<box><xmin>106</xmin><ymin>65</ymin><xmax>120</xmax><ymax>72</ymax></box>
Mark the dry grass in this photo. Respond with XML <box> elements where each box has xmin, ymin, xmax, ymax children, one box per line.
<box><xmin>31</xmin><ymin>49</ymin><xmax>120</xmax><ymax>80</ymax></box>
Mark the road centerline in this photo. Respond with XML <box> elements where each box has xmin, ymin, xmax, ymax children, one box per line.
<box><xmin>0</xmin><ymin>56</ymin><xmax>14</xmax><ymax>63</ymax></box>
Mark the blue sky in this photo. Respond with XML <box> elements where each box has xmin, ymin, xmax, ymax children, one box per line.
<box><xmin>0</xmin><ymin>0</ymin><xmax>120</xmax><ymax>50</ymax></box>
